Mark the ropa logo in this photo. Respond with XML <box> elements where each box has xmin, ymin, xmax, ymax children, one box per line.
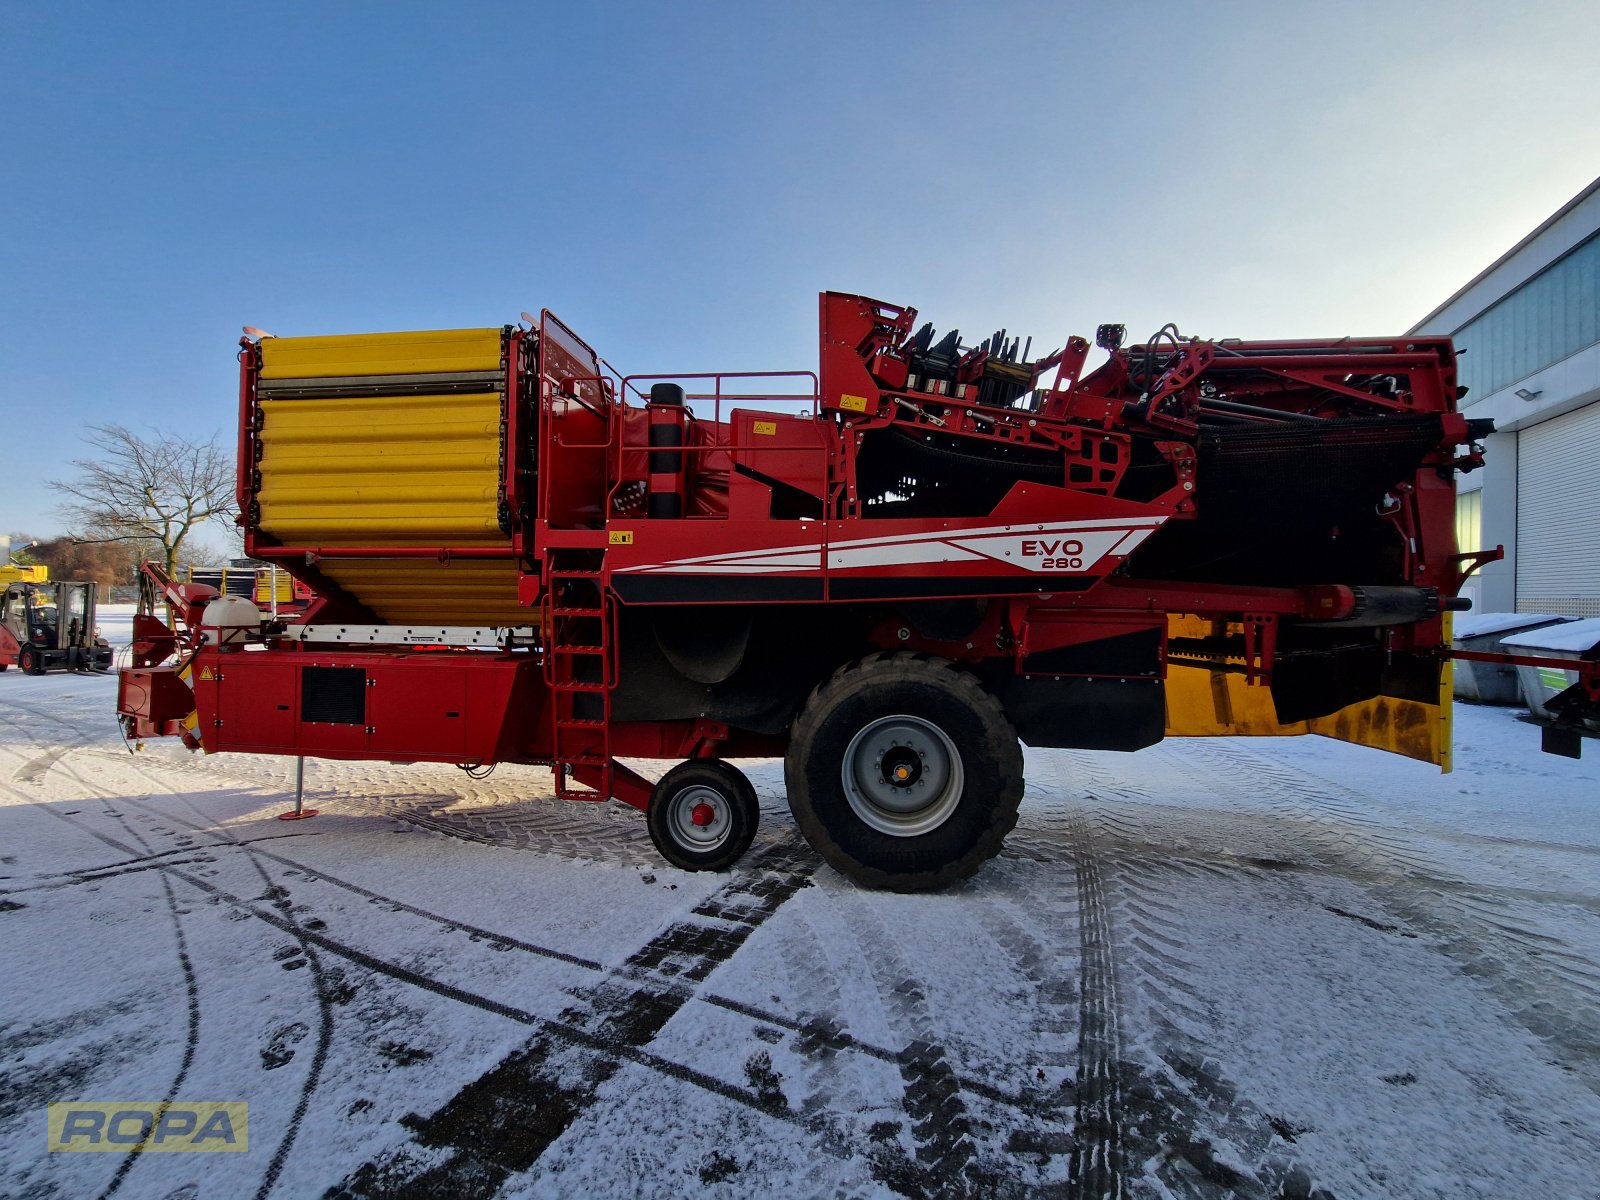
<box><xmin>1019</xmin><ymin>538</ymin><xmax>1085</xmax><ymax>570</ymax></box>
<box><xmin>48</xmin><ymin>1102</ymin><xmax>248</xmax><ymax>1153</ymax></box>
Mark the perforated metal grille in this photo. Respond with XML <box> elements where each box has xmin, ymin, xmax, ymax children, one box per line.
<box><xmin>302</xmin><ymin>666</ymin><xmax>366</xmax><ymax>725</ymax></box>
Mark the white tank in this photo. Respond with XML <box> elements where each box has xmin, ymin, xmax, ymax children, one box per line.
<box><xmin>200</xmin><ymin>596</ymin><xmax>263</xmax><ymax>647</ymax></box>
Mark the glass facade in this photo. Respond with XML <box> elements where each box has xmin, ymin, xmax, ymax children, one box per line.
<box><xmin>1453</xmin><ymin>231</ymin><xmax>1600</xmax><ymax>400</ymax></box>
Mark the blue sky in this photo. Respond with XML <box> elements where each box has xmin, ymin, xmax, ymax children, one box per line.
<box><xmin>3</xmin><ymin>1</ymin><xmax>1597</xmax><ymax>546</ymax></box>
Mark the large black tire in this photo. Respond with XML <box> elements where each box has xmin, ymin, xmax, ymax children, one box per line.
<box><xmin>785</xmin><ymin>652</ymin><xmax>1023</xmax><ymax>892</ymax></box>
<box><xmin>18</xmin><ymin>647</ymin><xmax>42</xmax><ymax>676</ymax></box>
<box><xmin>647</xmin><ymin>759</ymin><xmax>760</xmax><ymax>872</ymax></box>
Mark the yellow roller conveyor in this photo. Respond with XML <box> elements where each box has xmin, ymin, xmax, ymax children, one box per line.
<box><xmin>253</xmin><ymin>327</ymin><xmax>534</xmax><ymax>627</ymax></box>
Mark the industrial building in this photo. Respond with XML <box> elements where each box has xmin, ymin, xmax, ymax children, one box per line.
<box><xmin>1412</xmin><ymin>176</ymin><xmax>1600</xmax><ymax>618</ymax></box>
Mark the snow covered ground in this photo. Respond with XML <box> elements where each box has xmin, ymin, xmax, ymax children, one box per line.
<box><xmin>4</xmin><ymin>609</ymin><xmax>1600</xmax><ymax>1198</ymax></box>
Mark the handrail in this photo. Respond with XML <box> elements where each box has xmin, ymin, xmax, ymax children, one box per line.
<box><xmin>620</xmin><ymin>370</ymin><xmax>819</xmax><ymax>425</ymax></box>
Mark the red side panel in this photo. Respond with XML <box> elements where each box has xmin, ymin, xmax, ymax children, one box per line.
<box><xmin>190</xmin><ymin>651</ymin><xmax>546</xmax><ymax>764</ymax></box>
<box><xmin>118</xmin><ymin>668</ymin><xmax>195</xmax><ymax>739</ymax></box>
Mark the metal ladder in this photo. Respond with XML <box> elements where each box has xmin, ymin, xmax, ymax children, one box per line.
<box><xmin>543</xmin><ymin>548</ymin><xmax>615</xmax><ymax>800</ymax></box>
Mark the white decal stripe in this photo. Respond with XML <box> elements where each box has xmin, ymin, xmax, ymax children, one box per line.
<box><xmin>613</xmin><ymin>517</ymin><xmax>1170</xmax><ymax>576</ymax></box>
<box><xmin>615</xmin><ymin>552</ymin><xmax>822</xmax><ymax>575</ymax></box>
<box><xmin>639</xmin><ymin>563</ymin><xmax>816</xmax><ymax>575</ymax></box>
<box><xmin>824</xmin><ymin>516</ymin><xmax>1166</xmax><ymax>553</ymax></box>
<box><xmin>615</xmin><ymin>541</ymin><xmax>824</xmax><ymax>569</ymax></box>
<box><xmin>1106</xmin><ymin>527</ymin><xmax>1156</xmax><ymax>557</ymax></box>
<box><xmin>827</xmin><ymin>542</ymin><xmax>984</xmax><ymax>569</ymax></box>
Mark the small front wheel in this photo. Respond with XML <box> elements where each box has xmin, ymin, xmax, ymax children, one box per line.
<box><xmin>647</xmin><ymin>759</ymin><xmax>760</xmax><ymax>872</ymax></box>
<box><xmin>18</xmin><ymin>647</ymin><xmax>42</xmax><ymax>676</ymax></box>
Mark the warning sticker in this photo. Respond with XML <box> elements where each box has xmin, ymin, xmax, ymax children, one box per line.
<box><xmin>753</xmin><ymin>420</ymin><xmax>778</xmax><ymax>436</ymax></box>
<box><xmin>608</xmin><ymin>530</ymin><xmax>635</xmax><ymax>545</ymax></box>
<box><xmin>838</xmin><ymin>394</ymin><xmax>870</xmax><ymax>412</ymax></box>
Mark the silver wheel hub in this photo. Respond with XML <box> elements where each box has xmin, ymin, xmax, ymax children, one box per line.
<box><xmin>842</xmin><ymin>714</ymin><xmax>964</xmax><ymax>837</ymax></box>
<box><xmin>669</xmin><ymin>784</ymin><xmax>733</xmax><ymax>850</ymax></box>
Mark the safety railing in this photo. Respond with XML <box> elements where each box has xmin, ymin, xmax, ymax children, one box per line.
<box><xmin>612</xmin><ymin>371</ymin><xmax>823</xmax><ymax>520</ymax></box>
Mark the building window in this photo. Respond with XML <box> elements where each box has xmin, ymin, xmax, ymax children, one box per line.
<box><xmin>1455</xmin><ymin>488</ymin><xmax>1482</xmax><ymax>555</ymax></box>
<box><xmin>1453</xmin><ymin>230</ymin><xmax>1600</xmax><ymax>400</ymax></box>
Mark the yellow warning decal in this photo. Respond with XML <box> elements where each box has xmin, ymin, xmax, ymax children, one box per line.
<box><xmin>199</xmin><ymin>666</ymin><xmax>215</xmax><ymax>681</ymax></box>
<box><xmin>753</xmin><ymin>420</ymin><xmax>778</xmax><ymax>436</ymax></box>
<box><xmin>838</xmin><ymin>394</ymin><xmax>870</xmax><ymax>412</ymax></box>
<box><xmin>608</xmin><ymin>530</ymin><xmax>634</xmax><ymax>545</ymax></box>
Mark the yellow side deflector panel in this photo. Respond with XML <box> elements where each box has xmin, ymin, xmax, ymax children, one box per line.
<box><xmin>1163</xmin><ymin>616</ymin><xmax>1451</xmax><ymax>769</ymax></box>
<box><xmin>258</xmin><ymin>393</ymin><xmax>504</xmax><ymax>545</ymax></box>
<box><xmin>259</xmin><ymin>328</ymin><xmax>503</xmax><ymax>379</ymax></box>
<box><xmin>257</xmin><ymin>389</ymin><xmax>532</xmax><ymax>627</ymax></box>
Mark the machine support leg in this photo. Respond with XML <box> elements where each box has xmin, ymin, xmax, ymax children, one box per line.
<box><xmin>277</xmin><ymin>756</ymin><xmax>320</xmax><ymax>821</ymax></box>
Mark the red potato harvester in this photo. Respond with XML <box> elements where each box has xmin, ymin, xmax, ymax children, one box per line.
<box><xmin>116</xmin><ymin>294</ymin><xmax>1597</xmax><ymax>889</ymax></box>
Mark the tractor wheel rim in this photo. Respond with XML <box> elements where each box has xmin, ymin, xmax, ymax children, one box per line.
<box><xmin>670</xmin><ymin>784</ymin><xmax>733</xmax><ymax>850</ymax></box>
<box><xmin>842</xmin><ymin>714</ymin><xmax>963</xmax><ymax>837</ymax></box>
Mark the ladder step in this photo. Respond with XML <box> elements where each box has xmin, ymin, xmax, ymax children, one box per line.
<box><xmin>550</xmin><ymin>549</ymin><xmax>613</xmax><ymax>797</ymax></box>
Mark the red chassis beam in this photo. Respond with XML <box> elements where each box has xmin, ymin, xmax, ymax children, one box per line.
<box><xmin>1451</xmin><ymin>649</ymin><xmax>1600</xmax><ymax>703</ymax></box>
<box><xmin>164</xmin><ymin>646</ymin><xmax>782</xmax><ymax>808</ymax></box>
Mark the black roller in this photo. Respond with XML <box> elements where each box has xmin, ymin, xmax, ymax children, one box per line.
<box><xmin>1320</xmin><ymin>586</ymin><xmax>1441</xmax><ymax>627</ymax></box>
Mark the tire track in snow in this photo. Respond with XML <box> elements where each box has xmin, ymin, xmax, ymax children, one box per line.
<box><xmin>114</xmin><ymin>784</ymin><xmax>1074</xmax><ymax>1140</ymax></box>
<box><xmin>1185</xmin><ymin>739</ymin><xmax>1600</xmax><ymax>1095</ymax></box>
<box><xmin>0</xmin><ymin>694</ymin><xmax>1337</xmax><ymax>1196</ymax></box>
<box><xmin>1094</xmin><ymin>856</ymin><xmax>1335</xmax><ymax>1199</ymax></box>
<box><xmin>78</xmin><ymin>758</ymin><xmax>1056</xmax><ymax>1130</ymax></box>
<box><xmin>762</xmin><ymin>910</ymin><xmax>879</xmax><ymax>1161</ymax></box>
<box><xmin>0</xmin><ymin>717</ymin><xmax>210</xmax><ymax>1200</ymax></box>
<box><xmin>330</xmin><ymin>839</ymin><xmax>818</xmax><ymax>1199</ymax></box>
<box><xmin>87</xmin><ymin>732</ymin><xmax>1032</xmax><ymax>1086</ymax></box>
<box><xmin>973</xmin><ymin>869</ymin><xmax>1080</xmax><ymax>1187</ymax></box>
<box><xmin>1063</xmin><ymin>805</ymin><xmax>1126</xmax><ymax>1200</ymax></box>
<box><xmin>10</xmin><ymin>785</ymin><xmax>816</xmax><ymax>1136</ymax></box>
<box><xmin>824</xmin><ymin>890</ymin><xmax>1037</xmax><ymax>1198</ymax></box>
<box><xmin>84</xmin><ymin>799</ymin><xmax>203</xmax><ymax>1200</ymax></box>
<box><xmin>51</xmin><ymin>755</ymin><xmax>340</xmax><ymax>1200</ymax></box>
<box><xmin>0</xmin><ymin>831</ymin><xmax>319</xmax><ymax>897</ymax></box>
<box><xmin>0</xmin><ymin>706</ymin><xmax>343</xmax><ymax>1200</ymax></box>
<box><xmin>1058</xmin><ymin>758</ymin><xmax>1338</xmax><ymax>1199</ymax></box>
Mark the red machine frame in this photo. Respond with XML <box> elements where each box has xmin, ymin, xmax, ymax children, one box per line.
<box><xmin>120</xmin><ymin>290</ymin><xmax>1597</xmax><ymax>823</ymax></box>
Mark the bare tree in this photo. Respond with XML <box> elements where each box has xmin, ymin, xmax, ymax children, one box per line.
<box><xmin>52</xmin><ymin>424</ymin><xmax>237</xmax><ymax>579</ymax></box>
<box><xmin>27</xmin><ymin>536</ymin><xmax>141</xmax><ymax>589</ymax></box>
